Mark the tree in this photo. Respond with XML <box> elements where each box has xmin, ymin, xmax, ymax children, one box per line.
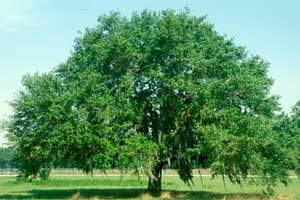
<box><xmin>7</xmin><ymin>9</ymin><xmax>290</xmax><ymax>192</ymax></box>
<box><xmin>7</xmin><ymin>73</ymin><xmax>64</xmax><ymax>179</ymax></box>
<box><xmin>290</xmin><ymin>101</ymin><xmax>300</xmax><ymax>174</ymax></box>
<box><xmin>273</xmin><ymin>101</ymin><xmax>300</xmax><ymax>175</ymax></box>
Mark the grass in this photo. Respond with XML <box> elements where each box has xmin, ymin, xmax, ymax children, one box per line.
<box><xmin>0</xmin><ymin>174</ymin><xmax>299</xmax><ymax>199</ymax></box>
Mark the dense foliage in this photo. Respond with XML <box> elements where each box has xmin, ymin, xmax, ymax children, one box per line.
<box><xmin>6</xmin><ymin>9</ymin><xmax>294</xmax><ymax>192</ymax></box>
<box><xmin>0</xmin><ymin>147</ymin><xmax>16</xmax><ymax>169</ymax></box>
<box><xmin>274</xmin><ymin>101</ymin><xmax>300</xmax><ymax>175</ymax></box>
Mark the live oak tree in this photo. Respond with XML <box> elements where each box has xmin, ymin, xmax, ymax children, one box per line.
<box><xmin>7</xmin><ymin>9</ymin><xmax>291</xmax><ymax>192</ymax></box>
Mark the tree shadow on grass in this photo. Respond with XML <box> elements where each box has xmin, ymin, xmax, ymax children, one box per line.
<box><xmin>0</xmin><ymin>188</ymin><xmax>268</xmax><ymax>199</ymax></box>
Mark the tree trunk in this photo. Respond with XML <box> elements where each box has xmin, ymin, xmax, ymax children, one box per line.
<box><xmin>147</xmin><ymin>162</ymin><xmax>162</xmax><ymax>193</ymax></box>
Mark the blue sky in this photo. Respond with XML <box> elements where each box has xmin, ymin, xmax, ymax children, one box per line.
<box><xmin>0</xmin><ymin>0</ymin><xmax>299</xmax><ymax>145</ymax></box>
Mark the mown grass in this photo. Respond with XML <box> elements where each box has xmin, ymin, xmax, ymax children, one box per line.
<box><xmin>0</xmin><ymin>175</ymin><xmax>299</xmax><ymax>199</ymax></box>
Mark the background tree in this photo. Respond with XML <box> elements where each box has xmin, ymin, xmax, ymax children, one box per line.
<box><xmin>274</xmin><ymin>101</ymin><xmax>300</xmax><ymax>175</ymax></box>
<box><xmin>7</xmin><ymin>73</ymin><xmax>64</xmax><ymax>179</ymax></box>
<box><xmin>7</xmin><ymin>9</ymin><xmax>291</xmax><ymax>192</ymax></box>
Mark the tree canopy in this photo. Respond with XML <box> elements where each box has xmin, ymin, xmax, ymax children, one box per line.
<box><xmin>6</xmin><ymin>9</ymin><xmax>293</xmax><ymax>192</ymax></box>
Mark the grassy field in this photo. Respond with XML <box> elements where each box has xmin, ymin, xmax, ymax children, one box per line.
<box><xmin>0</xmin><ymin>174</ymin><xmax>299</xmax><ymax>199</ymax></box>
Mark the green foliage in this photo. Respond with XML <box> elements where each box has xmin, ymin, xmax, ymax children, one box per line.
<box><xmin>7</xmin><ymin>73</ymin><xmax>62</xmax><ymax>179</ymax></box>
<box><xmin>118</xmin><ymin>135</ymin><xmax>158</xmax><ymax>176</ymax></box>
<box><xmin>6</xmin><ymin>8</ymin><xmax>292</xmax><ymax>192</ymax></box>
<box><xmin>0</xmin><ymin>147</ymin><xmax>16</xmax><ymax>169</ymax></box>
<box><xmin>273</xmin><ymin>101</ymin><xmax>300</xmax><ymax>175</ymax></box>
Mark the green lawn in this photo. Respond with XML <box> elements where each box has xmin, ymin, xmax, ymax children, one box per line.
<box><xmin>0</xmin><ymin>175</ymin><xmax>299</xmax><ymax>199</ymax></box>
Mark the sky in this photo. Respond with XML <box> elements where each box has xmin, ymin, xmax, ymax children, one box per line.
<box><xmin>0</xmin><ymin>0</ymin><xmax>299</xmax><ymax>145</ymax></box>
